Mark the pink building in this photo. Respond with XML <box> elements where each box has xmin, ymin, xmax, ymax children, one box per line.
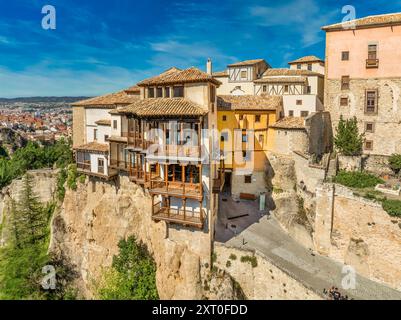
<box><xmin>323</xmin><ymin>12</ymin><xmax>401</xmax><ymax>168</ymax></box>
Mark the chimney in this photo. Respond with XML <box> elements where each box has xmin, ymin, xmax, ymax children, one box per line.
<box><xmin>206</xmin><ymin>58</ymin><xmax>212</xmax><ymax>75</ymax></box>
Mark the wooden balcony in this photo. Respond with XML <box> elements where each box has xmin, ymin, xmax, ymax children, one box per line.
<box><xmin>152</xmin><ymin>201</ymin><xmax>205</xmax><ymax>229</ymax></box>
<box><xmin>366</xmin><ymin>59</ymin><xmax>379</xmax><ymax>68</ymax></box>
<box><xmin>147</xmin><ymin>145</ymin><xmax>201</xmax><ymax>159</ymax></box>
<box><xmin>129</xmin><ymin>168</ymin><xmax>158</xmax><ymax>187</ymax></box>
<box><xmin>76</xmin><ymin>162</ymin><xmax>118</xmax><ymax>180</ymax></box>
<box><xmin>150</xmin><ymin>179</ymin><xmax>202</xmax><ymax>200</ymax></box>
<box><xmin>110</xmin><ymin>159</ymin><xmax>129</xmax><ymax>171</ymax></box>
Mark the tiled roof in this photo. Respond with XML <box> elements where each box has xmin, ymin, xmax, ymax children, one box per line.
<box><xmin>74</xmin><ymin>142</ymin><xmax>109</xmax><ymax>153</ymax></box>
<box><xmin>217</xmin><ymin>95</ymin><xmax>282</xmax><ymax>111</ymax></box>
<box><xmin>270</xmin><ymin>117</ymin><xmax>305</xmax><ymax>130</ymax></box>
<box><xmin>255</xmin><ymin>76</ymin><xmax>307</xmax><ymax>84</ymax></box>
<box><xmin>322</xmin><ymin>12</ymin><xmax>401</xmax><ymax>31</ymax></box>
<box><xmin>213</xmin><ymin>70</ymin><xmax>228</xmax><ymax>77</ymax></box>
<box><xmin>227</xmin><ymin>59</ymin><xmax>266</xmax><ymax>67</ymax></box>
<box><xmin>288</xmin><ymin>55</ymin><xmax>324</xmax><ymax>64</ymax></box>
<box><xmin>137</xmin><ymin>67</ymin><xmax>221</xmax><ymax>86</ymax></box>
<box><xmin>115</xmin><ymin>98</ymin><xmax>207</xmax><ymax>118</ymax></box>
<box><xmin>124</xmin><ymin>85</ymin><xmax>140</xmax><ymax>94</ymax></box>
<box><xmin>95</xmin><ymin>119</ymin><xmax>111</xmax><ymax>126</ymax></box>
<box><xmin>257</xmin><ymin>68</ymin><xmax>322</xmax><ymax>79</ymax></box>
<box><xmin>72</xmin><ymin>89</ymin><xmax>140</xmax><ymax>107</ymax></box>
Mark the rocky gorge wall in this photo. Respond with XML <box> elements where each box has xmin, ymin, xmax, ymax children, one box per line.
<box><xmin>50</xmin><ymin>175</ymin><xmax>244</xmax><ymax>299</ymax></box>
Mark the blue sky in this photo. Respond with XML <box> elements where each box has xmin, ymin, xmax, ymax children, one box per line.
<box><xmin>0</xmin><ymin>0</ymin><xmax>400</xmax><ymax>98</ymax></box>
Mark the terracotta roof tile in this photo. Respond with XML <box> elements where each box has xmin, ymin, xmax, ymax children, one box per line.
<box><xmin>137</xmin><ymin>67</ymin><xmax>221</xmax><ymax>86</ymax></box>
<box><xmin>115</xmin><ymin>98</ymin><xmax>207</xmax><ymax>118</ymax></box>
<box><xmin>322</xmin><ymin>12</ymin><xmax>401</xmax><ymax>31</ymax></box>
<box><xmin>213</xmin><ymin>70</ymin><xmax>228</xmax><ymax>77</ymax></box>
<box><xmin>288</xmin><ymin>55</ymin><xmax>324</xmax><ymax>64</ymax></box>
<box><xmin>74</xmin><ymin>142</ymin><xmax>109</xmax><ymax>153</ymax></box>
<box><xmin>259</xmin><ymin>68</ymin><xmax>322</xmax><ymax>78</ymax></box>
<box><xmin>228</xmin><ymin>59</ymin><xmax>266</xmax><ymax>67</ymax></box>
<box><xmin>270</xmin><ymin>117</ymin><xmax>305</xmax><ymax>130</ymax></box>
<box><xmin>217</xmin><ymin>95</ymin><xmax>282</xmax><ymax>111</ymax></box>
<box><xmin>72</xmin><ymin>89</ymin><xmax>140</xmax><ymax>107</ymax></box>
<box><xmin>95</xmin><ymin>119</ymin><xmax>111</xmax><ymax>126</ymax></box>
<box><xmin>124</xmin><ymin>85</ymin><xmax>140</xmax><ymax>93</ymax></box>
<box><xmin>255</xmin><ymin>76</ymin><xmax>307</xmax><ymax>84</ymax></box>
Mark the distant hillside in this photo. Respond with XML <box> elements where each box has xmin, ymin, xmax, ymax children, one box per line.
<box><xmin>0</xmin><ymin>97</ymin><xmax>91</xmax><ymax>104</ymax></box>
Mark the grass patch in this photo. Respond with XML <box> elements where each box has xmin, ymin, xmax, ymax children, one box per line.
<box><xmin>240</xmin><ymin>255</ymin><xmax>258</xmax><ymax>268</ymax></box>
<box><xmin>382</xmin><ymin>199</ymin><xmax>401</xmax><ymax>217</ymax></box>
<box><xmin>333</xmin><ymin>170</ymin><xmax>383</xmax><ymax>189</ymax></box>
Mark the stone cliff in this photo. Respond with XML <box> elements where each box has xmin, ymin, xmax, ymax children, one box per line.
<box><xmin>50</xmin><ymin>176</ymin><xmax>243</xmax><ymax>299</ymax></box>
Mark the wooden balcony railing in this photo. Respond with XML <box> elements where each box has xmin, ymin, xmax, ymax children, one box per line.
<box><xmin>110</xmin><ymin>159</ymin><xmax>129</xmax><ymax>170</ymax></box>
<box><xmin>151</xmin><ymin>201</ymin><xmax>205</xmax><ymax>228</ymax></box>
<box><xmin>150</xmin><ymin>179</ymin><xmax>202</xmax><ymax>200</ymax></box>
<box><xmin>77</xmin><ymin>162</ymin><xmax>91</xmax><ymax>171</ymax></box>
<box><xmin>150</xmin><ymin>145</ymin><xmax>201</xmax><ymax>158</ymax></box>
<box><xmin>366</xmin><ymin>59</ymin><xmax>379</xmax><ymax>68</ymax></box>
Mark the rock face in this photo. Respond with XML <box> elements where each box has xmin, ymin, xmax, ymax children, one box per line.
<box><xmin>0</xmin><ymin>169</ymin><xmax>57</xmax><ymax>246</ymax></box>
<box><xmin>0</xmin><ymin>127</ymin><xmax>28</xmax><ymax>156</ymax></box>
<box><xmin>50</xmin><ymin>176</ymin><xmax>242</xmax><ymax>299</ymax></box>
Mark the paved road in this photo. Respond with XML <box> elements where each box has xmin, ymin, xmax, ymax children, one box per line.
<box><xmin>215</xmin><ymin>194</ymin><xmax>401</xmax><ymax>300</ymax></box>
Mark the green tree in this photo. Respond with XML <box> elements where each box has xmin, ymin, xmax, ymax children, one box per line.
<box><xmin>334</xmin><ymin>116</ymin><xmax>364</xmax><ymax>156</ymax></box>
<box><xmin>96</xmin><ymin>236</ymin><xmax>159</xmax><ymax>300</ymax></box>
<box><xmin>388</xmin><ymin>154</ymin><xmax>401</xmax><ymax>176</ymax></box>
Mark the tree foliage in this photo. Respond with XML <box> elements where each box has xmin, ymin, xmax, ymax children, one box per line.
<box><xmin>388</xmin><ymin>154</ymin><xmax>401</xmax><ymax>175</ymax></box>
<box><xmin>96</xmin><ymin>236</ymin><xmax>159</xmax><ymax>300</ymax></box>
<box><xmin>334</xmin><ymin>116</ymin><xmax>364</xmax><ymax>156</ymax></box>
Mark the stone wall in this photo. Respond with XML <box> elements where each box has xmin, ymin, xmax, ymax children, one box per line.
<box><xmin>231</xmin><ymin>170</ymin><xmax>267</xmax><ymax>200</ymax></box>
<box><xmin>305</xmin><ymin>111</ymin><xmax>333</xmax><ymax>156</ymax></box>
<box><xmin>325</xmin><ymin>78</ymin><xmax>401</xmax><ymax>157</ymax></box>
<box><xmin>338</xmin><ymin>155</ymin><xmax>362</xmax><ymax>172</ymax></box>
<box><xmin>214</xmin><ymin>244</ymin><xmax>321</xmax><ymax>300</ymax></box>
<box><xmin>338</xmin><ymin>154</ymin><xmax>392</xmax><ymax>175</ymax></box>
<box><xmin>272</xmin><ymin>129</ymin><xmax>308</xmax><ymax>156</ymax></box>
<box><xmin>314</xmin><ymin>183</ymin><xmax>401</xmax><ymax>290</ymax></box>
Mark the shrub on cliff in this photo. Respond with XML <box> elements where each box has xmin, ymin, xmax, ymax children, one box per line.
<box><xmin>334</xmin><ymin>116</ymin><xmax>364</xmax><ymax>156</ymax></box>
<box><xmin>388</xmin><ymin>154</ymin><xmax>401</xmax><ymax>176</ymax></box>
<box><xmin>333</xmin><ymin>170</ymin><xmax>383</xmax><ymax>189</ymax></box>
<box><xmin>96</xmin><ymin>236</ymin><xmax>159</xmax><ymax>300</ymax></box>
<box><xmin>382</xmin><ymin>199</ymin><xmax>401</xmax><ymax>217</ymax></box>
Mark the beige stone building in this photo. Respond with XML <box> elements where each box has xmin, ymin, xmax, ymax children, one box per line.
<box><xmin>323</xmin><ymin>12</ymin><xmax>401</xmax><ymax>157</ymax></box>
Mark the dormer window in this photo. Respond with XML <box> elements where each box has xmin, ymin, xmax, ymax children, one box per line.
<box><xmin>240</xmin><ymin>70</ymin><xmax>247</xmax><ymax>79</ymax></box>
<box><xmin>173</xmin><ymin>86</ymin><xmax>184</xmax><ymax>97</ymax></box>
<box><xmin>156</xmin><ymin>87</ymin><xmax>163</xmax><ymax>98</ymax></box>
<box><xmin>165</xmin><ymin>87</ymin><xmax>170</xmax><ymax>98</ymax></box>
<box><xmin>148</xmin><ymin>87</ymin><xmax>155</xmax><ymax>98</ymax></box>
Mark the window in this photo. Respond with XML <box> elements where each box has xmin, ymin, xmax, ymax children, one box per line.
<box><xmin>296</xmin><ymin>100</ymin><xmax>302</xmax><ymax>105</ymax></box>
<box><xmin>258</xmin><ymin>134</ymin><xmax>264</xmax><ymax>147</ymax></box>
<box><xmin>244</xmin><ymin>175</ymin><xmax>252</xmax><ymax>184</ymax></box>
<box><xmin>240</xmin><ymin>70</ymin><xmax>247</xmax><ymax>79</ymax></box>
<box><xmin>222</xmin><ymin>115</ymin><xmax>227</xmax><ymax>121</ymax></box>
<box><xmin>156</xmin><ymin>87</ymin><xmax>163</xmax><ymax>98</ymax></box>
<box><xmin>284</xmin><ymin>85</ymin><xmax>289</xmax><ymax>93</ymax></box>
<box><xmin>98</xmin><ymin>158</ymin><xmax>104</xmax><ymax>174</ymax></box>
<box><xmin>94</xmin><ymin>129</ymin><xmax>98</xmax><ymax>141</ymax></box>
<box><xmin>242</xmin><ymin>151</ymin><xmax>251</xmax><ymax>161</ymax></box>
<box><xmin>210</xmin><ymin>85</ymin><xmax>216</xmax><ymax>102</ymax></box>
<box><xmin>341</xmin><ymin>76</ymin><xmax>350</xmax><ymax>90</ymax></box>
<box><xmin>221</xmin><ymin>132</ymin><xmax>228</xmax><ymax>142</ymax></box>
<box><xmin>239</xmin><ymin>115</ymin><xmax>244</xmax><ymax>120</ymax></box>
<box><xmin>307</xmin><ymin>64</ymin><xmax>312</xmax><ymax>71</ymax></box>
<box><xmin>365</xmin><ymin>122</ymin><xmax>375</xmax><ymax>133</ymax></box>
<box><xmin>173</xmin><ymin>86</ymin><xmax>184</xmax><ymax>97</ymax></box>
<box><xmin>368</xmin><ymin>44</ymin><xmax>377</xmax><ymax>60</ymax></box>
<box><xmin>148</xmin><ymin>87</ymin><xmax>155</xmax><ymax>98</ymax></box>
<box><xmin>242</xmin><ymin>133</ymin><xmax>248</xmax><ymax>142</ymax></box>
<box><xmin>165</xmin><ymin>87</ymin><xmax>170</xmax><ymax>97</ymax></box>
<box><xmin>342</xmin><ymin>51</ymin><xmax>349</xmax><ymax>61</ymax></box>
<box><xmin>113</xmin><ymin>120</ymin><xmax>117</xmax><ymax>129</ymax></box>
<box><xmin>364</xmin><ymin>140</ymin><xmax>373</xmax><ymax>150</ymax></box>
<box><xmin>301</xmin><ymin>111</ymin><xmax>309</xmax><ymax>117</ymax></box>
<box><xmin>104</xmin><ymin>135</ymin><xmax>109</xmax><ymax>141</ymax></box>
<box><xmin>365</xmin><ymin>90</ymin><xmax>378</xmax><ymax>114</ymax></box>
<box><xmin>306</xmin><ymin>86</ymin><xmax>311</xmax><ymax>94</ymax></box>
<box><xmin>297</xmin><ymin>64</ymin><xmax>301</xmax><ymax>70</ymax></box>
<box><xmin>289</xmin><ymin>110</ymin><xmax>294</xmax><ymax>117</ymax></box>
<box><xmin>255</xmin><ymin>115</ymin><xmax>261</xmax><ymax>123</ymax></box>
<box><xmin>340</xmin><ymin>97</ymin><xmax>349</xmax><ymax>106</ymax></box>
<box><xmin>262</xmin><ymin>85</ymin><xmax>267</xmax><ymax>92</ymax></box>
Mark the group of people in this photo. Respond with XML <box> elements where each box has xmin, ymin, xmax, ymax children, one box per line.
<box><xmin>323</xmin><ymin>286</ymin><xmax>350</xmax><ymax>300</ymax></box>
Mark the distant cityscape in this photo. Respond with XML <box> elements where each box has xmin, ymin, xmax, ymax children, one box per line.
<box><xmin>0</xmin><ymin>97</ymin><xmax>90</xmax><ymax>143</ymax></box>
